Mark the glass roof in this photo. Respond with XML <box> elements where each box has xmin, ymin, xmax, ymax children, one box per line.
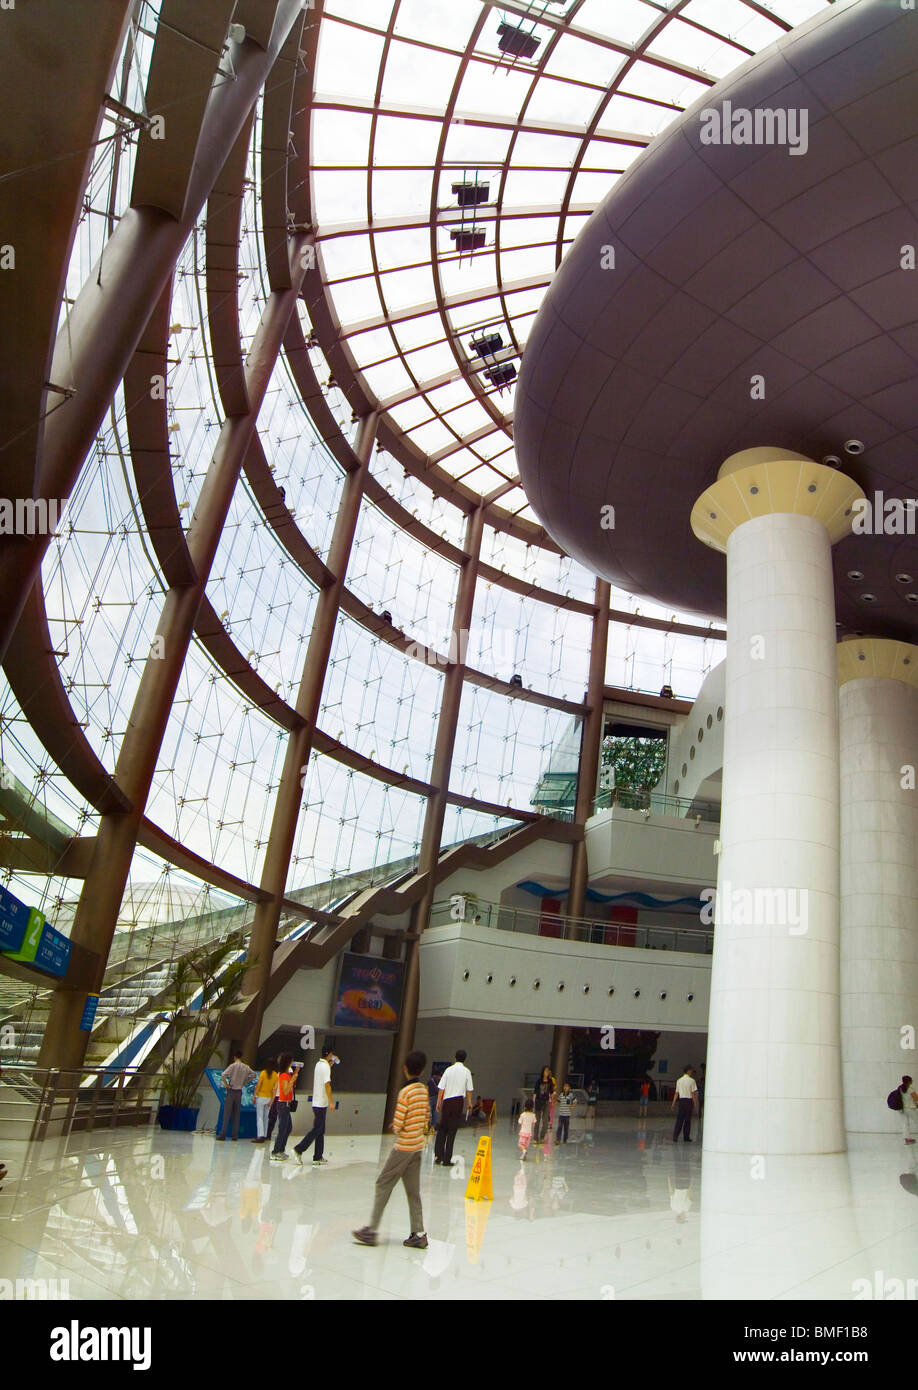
<box><xmin>308</xmin><ymin>0</ymin><xmax>834</xmax><ymax>523</ymax></box>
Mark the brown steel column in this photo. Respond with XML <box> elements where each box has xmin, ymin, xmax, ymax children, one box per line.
<box><xmin>551</xmin><ymin>579</ymin><xmax>611</xmax><ymax>1087</ymax></box>
<box><xmin>240</xmin><ymin>412</ymin><xmax>378</xmax><ymax>1060</ymax></box>
<box><xmin>0</xmin><ymin>0</ymin><xmax>304</xmax><ymax>666</ymax></box>
<box><xmin>384</xmin><ymin>505</ymin><xmax>485</xmax><ymax>1119</ymax></box>
<box><xmin>38</xmin><ymin>238</ymin><xmax>311</xmax><ymax>1070</ymax></box>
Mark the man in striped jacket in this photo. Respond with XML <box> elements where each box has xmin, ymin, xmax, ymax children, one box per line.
<box><xmin>353</xmin><ymin>1050</ymin><xmax>430</xmax><ymax>1249</ymax></box>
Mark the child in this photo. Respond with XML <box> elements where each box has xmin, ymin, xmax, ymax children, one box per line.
<box><xmin>639</xmin><ymin>1078</ymin><xmax>650</xmax><ymax>1118</ymax></box>
<box><xmin>353</xmin><ymin>1050</ymin><xmax>430</xmax><ymax>1248</ymax></box>
<box><xmin>518</xmin><ymin>1099</ymin><xmax>535</xmax><ymax>1159</ymax></box>
<box><xmin>555</xmin><ymin>1082</ymin><xmax>576</xmax><ymax>1143</ymax></box>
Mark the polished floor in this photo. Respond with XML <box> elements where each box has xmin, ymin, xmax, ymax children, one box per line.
<box><xmin>1</xmin><ymin>1117</ymin><xmax>916</xmax><ymax>1301</ymax></box>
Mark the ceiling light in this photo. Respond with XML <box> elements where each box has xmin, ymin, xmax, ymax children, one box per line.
<box><xmin>843</xmin><ymin>439</ymin><xmax>864</xmax><ymax>455</ymax></box>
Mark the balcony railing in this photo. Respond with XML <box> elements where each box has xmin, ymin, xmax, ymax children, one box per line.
<box><xmin>430</xmin><ymin>898</ymin><xmax>713</xmax><ymax>954</ymax></box>
<box><xmin>591</xmin><ymin>787</ymin><xmax>720</xmax><ymax>821</ymax></box>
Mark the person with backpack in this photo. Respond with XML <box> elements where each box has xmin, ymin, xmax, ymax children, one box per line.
<box><xmin>890</xmin><ymin>1075</ymin><xmax>918</xmax><ymax>1144</ymax></box>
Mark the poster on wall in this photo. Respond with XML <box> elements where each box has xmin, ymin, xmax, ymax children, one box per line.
<box><xmin>332</xmin><ymin>953</ymin><xmax>404</xmax><ymax>1031</ymax></box>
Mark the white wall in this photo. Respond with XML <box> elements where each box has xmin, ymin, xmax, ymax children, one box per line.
<box><xmin>666</xmin><ymin>659</ymin><xmax>725</xmax><ymax>803</ymax></box>
<box><xmin>584</xmin><ymin>807</ymin><xmax>717</xmax><ymax>888</ymax></box>
<box><xmin>414</xmin><ymin>1016</ymin><xmax>554</xmax><ymax>1114</ymax></box>
<box><xmin>419</xmin><ymin>922</ymin><xmax>710</xmax><ymax>1031</ymax></box>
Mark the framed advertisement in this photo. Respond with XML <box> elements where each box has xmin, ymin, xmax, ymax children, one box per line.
<box><xmin>332</xmin><ymin>952</ymin><xmax>404</xmax><ymax>1031</ymax></box>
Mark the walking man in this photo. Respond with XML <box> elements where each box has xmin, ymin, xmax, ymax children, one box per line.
<box><xmin>217</xmin><ymin>1050</ymin><xmax>256</xmax><ymax>1141</ymax></box>
<box><xmin>671</xmin><ymin>1064</ymin><xmax>698</xmax><ymax>1143</ymax></box>
<box><xmin>434</xmin><ymin>1049</ymin><xmax>473</xmax><ymax>1166</ymax></box>
<box><xmin>294</xmin><ymin>1044</ymin><xmax>339</xmax><ymax>1166</ymax></box>
<box><xmin>353</xmin><ymin>1050</ymin><xmax>430</xmax><ymax>1248</ymax></box>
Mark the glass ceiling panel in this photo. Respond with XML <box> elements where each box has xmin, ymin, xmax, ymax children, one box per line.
<box><xmin>380</xmin><ymin>41</ymin><xmax>463</xmax><ymax>109</ymax></box>
<box><xmin>373</xmin><ymin>115</ymin><xmax>443</xmax><ymax>168</ymax></box>
<box><xmin>545</xmin><ymin>32</ymin><xmax>627</xmax><ymax>87</ymax></box>
<box><xmin>372</xmin><ymin>168</ymin><xmax>433</xmax><ymax>219</ymax></box>
<box><xmin>573</xmin><ymin>0</ymin><xmax>660</xmax><ymax>44</ymax></box>
<box><xmin>315</xmin><ymin>21</ymin><xmax>387</xmax><ymax>100</ymax></box>
<box><xmin>324</xmin><ymin>0</ymin><xmax>395</xmax><ymax>25</ymax></box>
<box><xmin>311</xmin><ymin>109</ymin><xmax>373</xmax><ymax>167</ymax></box>
<box><xmin>644</xmin><ymin>19</ymin><xmax>749</xmax><ymax>77</ymax></box>
<box><xmin>392</xmin><ymin>0</ymin><xmax>482</xmax><ymax>50</ymax></box>
<box><xmin>321</xmin><ymin>233</ymin><xmax>375</xmax><ymax>280</ymax></box>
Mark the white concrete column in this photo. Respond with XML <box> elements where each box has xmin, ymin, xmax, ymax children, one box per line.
<box><xmin>838</xmin><ymin>639</ymin><xmax>918</xmax><ymax>1135</ymax></box>
<box><xmin>691</xmin><ymin>448</ymin><xmax>863</xmax><ymax>1155</ymax></box>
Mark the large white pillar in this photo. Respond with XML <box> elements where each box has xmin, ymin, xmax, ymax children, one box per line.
<box><xmin>691</xmin><ymin>448</ymin><xmax>863</xmax><ymax>1154</ymax></box>
<box><xmin>838</xmin><ymin>638</ymin><xmax>918</xmax><ymax>1134</ymax></box>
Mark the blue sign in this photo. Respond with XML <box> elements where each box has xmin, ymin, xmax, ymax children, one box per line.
<box><xmin>33</xmin><ymin>922</ymin><xmax>72</xmax><ymax>978</ymax></box>
<box><xmin>0</xmin><ymin>883</ymin><xmax>30</xmax><ymax>953</ymax></box>
<box><xmin>332</xmin><ymin>953</ymin><xmax>404</xmax><ymax>1031</ymax></box>
<box><xmin>79</xmin><ymin>993</ymin><xmax>100</xmax><ymax>1031</ymax></box>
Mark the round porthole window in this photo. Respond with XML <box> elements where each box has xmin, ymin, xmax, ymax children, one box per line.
<box><xmin>486</xmin><ymin>973</ymin><xmax>493</xmax><ymax>984</ymax></box>
<box><xmin>659</xmin><ymin>991</ymin><xmax>667</xmax><ymax>1000</ymax></box>
<box><xmin>583</xmin><ymin>984</ymin><xmax>590</xmax><ymax>994</ymax></box>
<box><xmin>681</xmin><ymin>762</ymin><xmax>687</xmax><ymax>777</ymax></box>
<box><xmin>633</xmin><ymin>989</ymin><xmax>641</xmax><ymax>998</ymax></box>
<box><xmin>533</xmin><ymin>979</ymin><xmax>541</xmax><ymax>990</ymax></box>
<box><xmin>557</xmin><ymin>982</ymin><xmax>565</xmax><ymax>992</ymax></box>
<box><xmin>706</xmin><ymin>714</ymin><xmax>712</xmax><ymax>729</ymax></box>
<box><xmin>689</xmin><ymin>746</ymin><xmax>695</xmax><ymax>760</ymax></box>
<box><xmin>462</xmin><ymin>969</ymin><xmax>470</xmax><ymax>981</ymax></box>
<box><xmin>608</xmin><ymin>986</ymin><xmax>615</xmax><ymax>996</ymax></box>
<box><xmin>687</xmin><ymin>993</ymin><xmax>694</xmax><ymax>1002</ymax></box>
<box><xmin>716</xmin><ymin>707</ymin><xmax>723</xmax><ymax>721</ymax></box>
<box><xmin>674</xmin><ymin>780</ymin><xmax>680</xmax><ymax>794</ymax></box>
<box><xmin>697</xmin><ymin>727</ymin><xmax>703</xmax><ymax>742</ymax></box>
<box><xmin>509</xmin><ymin>977</ymin><xmax>517</xmax><ymax>987</ymax></box>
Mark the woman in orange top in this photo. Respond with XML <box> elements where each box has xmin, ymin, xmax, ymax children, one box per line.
<box><xmin>271</xmin><ymin>1053</ymin><xmax>300</xmax><ymax>1160</ymax></box>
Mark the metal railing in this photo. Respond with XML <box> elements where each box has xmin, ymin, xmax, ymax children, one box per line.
<box><xmin>0</xmin><ymin>1063</ymin><xmax>162</xmax><ymax>1142</ymax></box>
<box><xmin>431</xmin><ymin>899</ymin><xmax>713</xmax><ymax>953</ymax></box>
<box><xmin>591</xmin><ymin>787</ymin><xmax>720</xmax><ymax>821</ymax></box>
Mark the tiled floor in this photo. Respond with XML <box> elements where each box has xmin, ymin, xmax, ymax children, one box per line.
<box><xmin>1</xmin><ymin>1119</ymin><xmax>916</xmax><ymax>1300</ymax></box>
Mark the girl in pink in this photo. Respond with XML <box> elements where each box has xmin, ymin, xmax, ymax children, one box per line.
<box><xmin>518</xmin><ymin>1100</ymin><xmax>536</xmax><ymax>1159</ymax></box>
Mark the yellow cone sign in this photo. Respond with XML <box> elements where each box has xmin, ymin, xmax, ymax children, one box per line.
<box><xmin>464</xmin><ymin>1134</ymin><xmax>493</xmax><ymax>1201</ymax></box>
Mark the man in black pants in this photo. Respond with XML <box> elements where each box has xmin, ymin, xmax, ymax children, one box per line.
<box><xmin>671</xmin><ymin>1064</ymin><xmax>698</xmax><ymax>1142</ymax></box>
<box><xmin>434</xmin><ymin>1050</ymin><xmax>473</xmax><ymax>1166</ymax></box>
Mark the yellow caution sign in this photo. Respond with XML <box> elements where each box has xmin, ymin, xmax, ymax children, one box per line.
<box><xmin>464</xmin><ymin>1197</ymin><xmax>491</xmax><ymax>1262</ymax></box>
<box><xmin>464</xmin><ymin>1134</ymin><xmax>493</xmax><ymax>1201</ymax></box>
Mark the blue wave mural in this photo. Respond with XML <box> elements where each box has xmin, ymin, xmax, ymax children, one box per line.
<box><xmin>516</xmin><ymin>881</ymin><xmax>704</xmax><ymax>911</ymax></box>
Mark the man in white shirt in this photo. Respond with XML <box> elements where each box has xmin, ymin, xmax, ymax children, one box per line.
<box><xmin>216</xmin><ymin>1051</ymin><xmax>257</xmax><ymax>1141</ymax></box>
<box><xmin>671</xmin><ymin>1064</ymin><xmax>698</xmax><ymax>1143</ymax></box>
<box><xmin>434</xmin><ymin>1049</ymin><xmax>473</xmax><ymax>1166</ymax></box>
<box><xmin>294</xmin><ymin>1044</ymin><xmax>339</xmax><ymax>1165</ymax></box>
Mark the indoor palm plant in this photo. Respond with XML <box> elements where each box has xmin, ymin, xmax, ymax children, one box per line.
<box><xmin>156</xmin><ymin>938</ymin><xmax>254</xmax><ymax>1131</ymax></box>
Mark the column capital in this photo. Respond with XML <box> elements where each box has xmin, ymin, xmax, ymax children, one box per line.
<box><xmin>838</xmin><ymin>636</ymin><xmax>918</xmax><ymax>688</ymax></box>
<box><xmin>691</xmin><ymin>448</ymin><xmax>864</xmax><ymax>554</ymax></box>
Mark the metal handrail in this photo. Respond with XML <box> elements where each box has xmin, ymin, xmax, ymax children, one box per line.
<box><xmin>0</xmin><ymin>1063</ymin><xmax>162</xmax><ymax>1141</ymax></box>
<box><xmin>591</xmin><ymin>787</ymin><xmax>720</xmax><ymax>821</ymax></box>
<box><xmin>430</xmin><ymin>898</ymin><xmax>713</xmax><ymax>953</ymax></box>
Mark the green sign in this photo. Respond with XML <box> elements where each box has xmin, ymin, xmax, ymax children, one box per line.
<box><xmin>3</xmin><ymin>907</ymin><xmax>45</xmax><ymax>963</ymax></box>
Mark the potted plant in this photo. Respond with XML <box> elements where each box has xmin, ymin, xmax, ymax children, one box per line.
<box><xmin>155</xmin><ymin>939</ymin><xmax>254</xmax><ymax>1132</ymax></box>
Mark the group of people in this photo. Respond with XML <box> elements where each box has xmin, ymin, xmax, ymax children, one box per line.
<box><xmin>221</xmin><ymin>1043</ymin><xmax>480</xmax><ymax>1247</ymax></box>
<box><xmin>217</xmin><ymin>1045</ymin><xmax>338</xmax><ymax>1165</ymax></box>
<box><xmin>516</xmin><ymin>1066</ymin><xmax>578</xmax><ymax>1158</ymax></box>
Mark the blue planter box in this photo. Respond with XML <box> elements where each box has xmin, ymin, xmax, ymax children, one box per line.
<box><xmin>157</xmin><ymin>1105</ymin><xmax>199</xmax><ymax>1132</ymax></box>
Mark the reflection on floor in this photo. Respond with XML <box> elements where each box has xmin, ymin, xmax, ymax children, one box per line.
<box><xmin>1</xmin><ymin>1119</ymin><xmax>916</xmax><ymax>1301</ymax></box>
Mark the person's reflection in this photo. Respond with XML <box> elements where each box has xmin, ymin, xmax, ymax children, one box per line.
<box><xmin>668</xmin><ymin>1154</ymin><xmax>694</xmax><ymax>1224</ymax></box>
<box><xmin>509</xmin><ymin>1161</ymin><xmax>528</xmax><ymax>1218</ymax></box>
